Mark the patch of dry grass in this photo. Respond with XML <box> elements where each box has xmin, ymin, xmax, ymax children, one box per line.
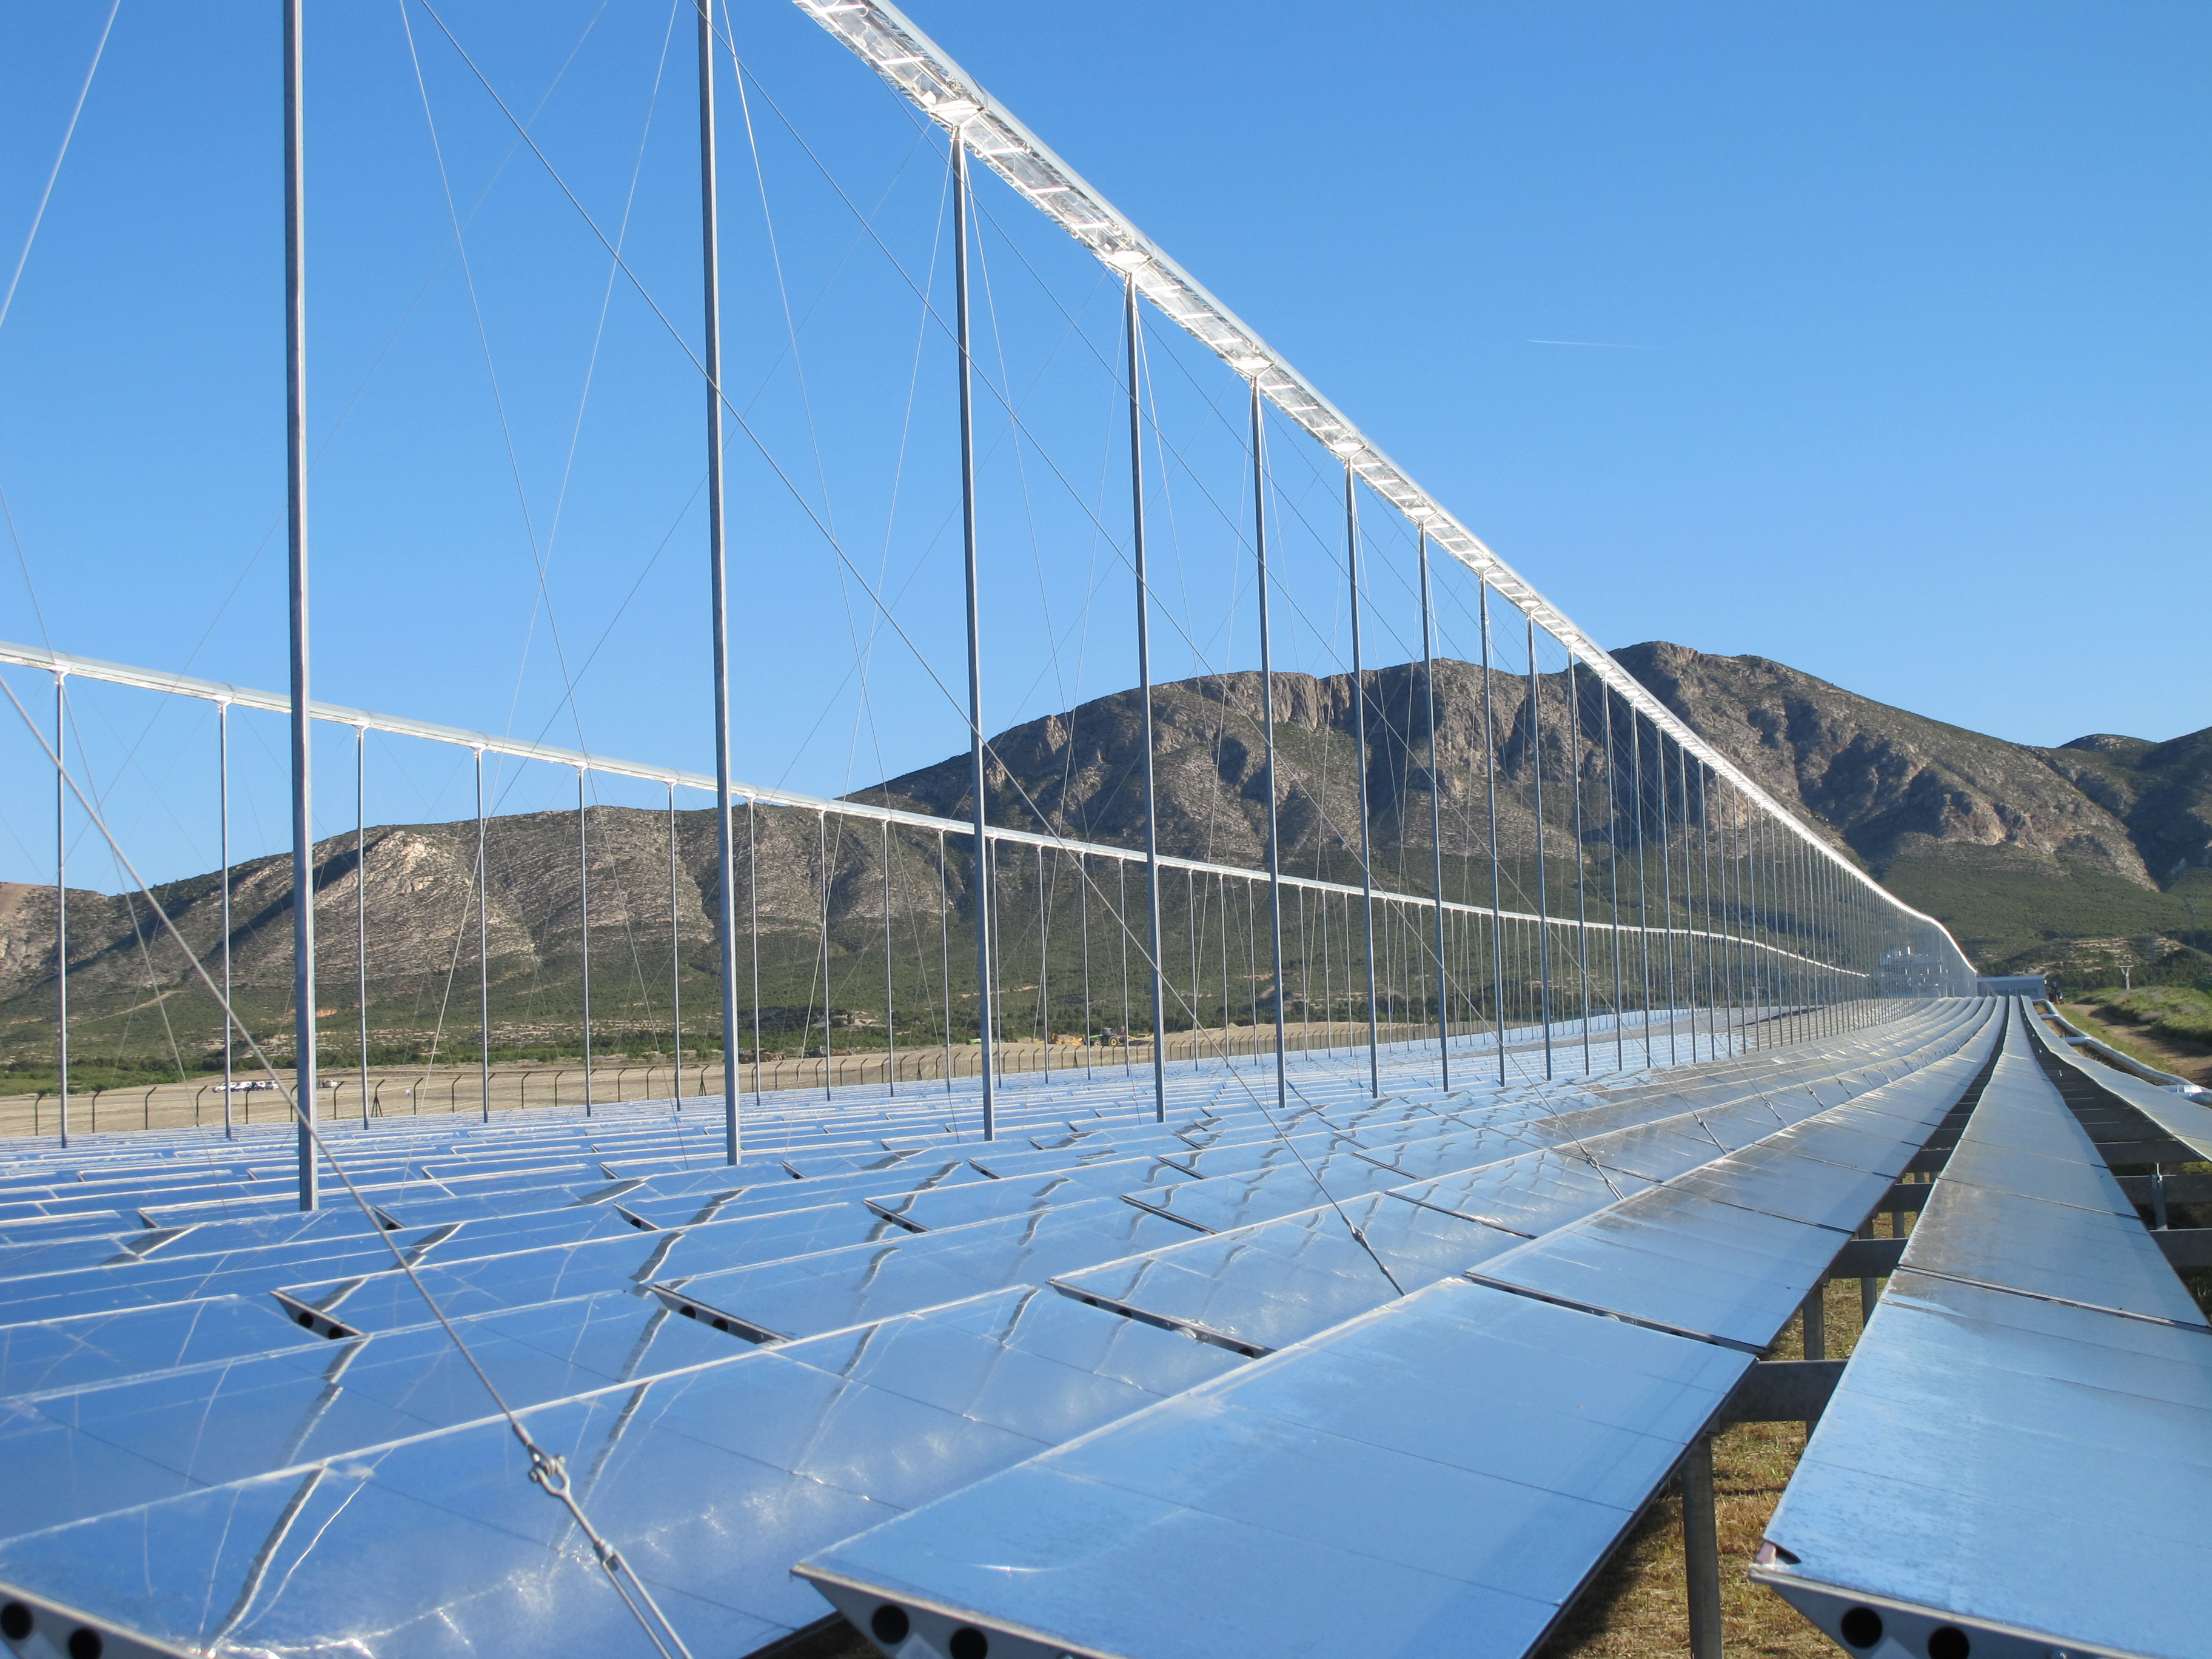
<box><xmin>1541</xmin><ymin>1227</ymin><xmax>1897</xmax><ymax>1659</ymax></box>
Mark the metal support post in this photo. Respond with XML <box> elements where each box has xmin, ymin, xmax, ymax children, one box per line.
<box><xmin>578</xmin><ymin>767</ymin><xmax>592</xmax><ymax>1114</ymax></box>
<box><xmin>1251</xmin><ymin>390</ymin><xmax>1289</xmax><ymax>1111</ymax></box>
<box><xmin>282</xmin><ymin>0</ymin><xmax>316</xmax><ymax>1208</ymax></box>
<box><xmin>1630</xmin><ymin>714</ymin><xmax>1652</xmax><ymax>1066</ymax></box>
<box><xmin>1037</xmin><ymin>843</ymin><xmax>1050</xmax><ymax>1074</ymax></box>
<box><xmin>1742</xmin><ymin>788</ymin><xmax>1763</xmax><ymax>1047</ymax></box>
<box><xmin>1682</xmin><ymin>1436</ymin><xmax>1723</xmax><ymax>1659</ymax></box>
<box><xmin>1526</xmin><ymin>615</ymin><xmax>1553</xmax><ymax>1079</ymax></box>
<box><xmin>355</xmin><ymin>725</ymin><xmax>369</xmax><ymax>1128</ymax></box>
<box><xmin>54</xmin><ymin>674</ymin><xmax>69</xmax><ymax>1148</ymax></box>
<box><xmin>817</xmin><ymin>811</ymin><xmax>833</xmax><ymax>1100</ymax></box>
<box><xmin>668</xmin><ymin>781</ymin><xmax>682</xmax><ymax>1103</ymax></box>
<box><xmin>1602</xmin><ymin>687</ymin><xmax>1624</xmax><ymax>1072</ymax></box>
<box><xmin>883</xmin><ymin>819</ymin><xmax>896</xmax><ymax>1093</ymax></box>
<box><xmin>1657</xmin><ymin>730</ymin><xmax>1677</xmax><ymax>1065</ymax></box>
<box><xmin>699</xmin><ymin>0</ymin><xmax>743</xmax><ymax>1163</ymax></box>
<box><xmin>749</xmin><ymin>800</ymin><xmax>763</xmax><ymax>1102</ymax></box>
<box><xmin>1568</xmin><ymin>656</ymin><xmax>1590</xmax><ymax>1073</ymax></box>
<box><xmin>1479</xmin><ymin>584</ymin><xmax>1506</xmax><ymax>1084</ymax></box>
<box><xmin>937</xmin><ymin>828</ymin><xmax>952</xmax><ymax>1093</ymax></box>
<box><xmin>1416</xmin><ymin>524</ymin><xmax>1450</xmax><ymax>1088</ymax></box>
<box><xmin>218</xmin><ymin>699</ymin><xmax>232</xmax><ymax>1139</ymax></box>
<box><xmin>1123</xmin><ymin>272</ymin><xmax>1168</xmax><ymax>1121</ymax></box>
<box><xmin>1344</xmin><ymin>458</ymin><xmax>1379</xmax><ymax>1094</ymax></box>
<box><xmin>475</xmin><ymin>748</ymin><xmax>491</xmax><ymax>1122</ymax></box>
<box><xmin>1801</xmin><ymin>1281</ymin><xmax>1826</xmax><ymax>1364</ymax></box>
<box><xmin>950</xmin><ymin>122</ymin><xmax>995</xmax><ymax>1138</ymax></box>
<box><xmin>1078</xmin><ymin>851</ymin><xmax>1093</xmax><ymax>1078</ymax></box>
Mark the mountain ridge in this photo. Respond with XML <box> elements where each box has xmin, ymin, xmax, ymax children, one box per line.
<box><xmin>2</xmin><ymin>642</ymin><xmax>2204</xmax><ymax>1072</ymax></box>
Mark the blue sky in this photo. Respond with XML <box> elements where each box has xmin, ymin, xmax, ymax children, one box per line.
<box><xmin>0</xmin><ymin>1</ymin><xmax>2205</xmax><ymax>886</ymax></box>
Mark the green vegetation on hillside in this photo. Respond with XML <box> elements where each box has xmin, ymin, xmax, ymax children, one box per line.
<box><xmin>2070</xmin><ymin>984</ymin><xmax>2212</xmax><ymax>1047</ymax></box>
<box><xmin>1878</xmin><ymin>848</ymin><xmax>2212</xmax><ymax>967</ymax></box>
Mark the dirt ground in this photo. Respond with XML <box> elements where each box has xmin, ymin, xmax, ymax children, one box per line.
<box><xmin>2053</xmin><ymin>1001</ymin><xmax>2212</xmax><ymax>1088</ymax></box>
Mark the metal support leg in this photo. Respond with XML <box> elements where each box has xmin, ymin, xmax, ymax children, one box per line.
<box><xmin>1416</xmin><ymin>524</ymin><xmax>1450</xmax><ymax>1089</ymax></box>
<box><xmin>668</xmin><ymin>781</ymin><xmax>682</xmax><ymax>1105</ymax></box>
<box><xmin>1479</xmin><ymin>586</ymin><xmax>1507</xmax><ymax>1084</ymax></box>
<box><xmin>1346</xmin><ymin>469</ymin><xmax>1379</xmax><ymax>1095</ymax></box>
<box><xmin>699</xmin><ymin>0</ymin><xmax>742</xmax><ymax>1164</ymax></box>
<box><xmin>475</xmin><ymin>748</ymin><xmax>491</xmax><ymax>1123</ymax></box>
<box><xmin>283</xmin><ymin>0</ymin><xmax>316</xmax><ymax>1209</ymax></box>
<box><xmin>1527</xmin><ymin>615</ymin><xmax>1553</xmax><ymax>1081</ymax></box>
<box><xmin>356</xmin><ymin>724</ymin><xmax>369</xmax><ymax>1128</ymax></box>
<box><xmin>578</xmin><ymin>768</ymin><xmax>592</xmax><ymax>1114</ymax></box>
<box><xmin>218</xmin><ymin>699</ymin><xmax>232</xmax><ymax>1139</ymax></box>
<box><xmin>1123</xmin><ymin>272</ymin><xmax>1167</xmax><ymax>1122</ymax></box>
<box><xmin>1682</xmin><ymin>1436</ymin><xmax>1723</xmax><ymax>1659</ymax></box>
<box><xmin>1253</xmin><ymin>392</ymin><xmax>1289</xmax><ymax>1112</ymax></box>
<box><xmin>950</xmin><ymin>121</ymin><xmax>994</xmax><ymax>1138</ymax></box>
<box><xmin>55</xmin><ymin>674</ymin><xmax>70</xmax><ymax>1148</ymax></box>
<box><xmin>883</xmin><ymin>819</ymin><xmax>896</xmax><ymax>1094</ymax></box>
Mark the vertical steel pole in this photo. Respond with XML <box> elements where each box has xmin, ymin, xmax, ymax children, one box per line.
<box><xmin>1117</xmin><ymin>858</ymin><xmax>1130</xmax><ymax>1067</ymax></box>
<box><xmin>818</xmin><ymin>811</ymin><xmax>832</xmax><ymax>1101</ymax></box>
<box><xmin>883</xmin><ymin>819</ymin><xmax>896</xmax><ymax>1094</ymax></box>
<box><xmin>1743</xmin><ymin>788</ymin><xmax>1763</xmax><ymax>1047</ymax></box>
<box><xmin>1716</xmin><ymin>778</ymin><xmax>1736</xmax><ymax>1049</ymax></box>
<box><xmin>1124</xmin><ymin>272</ymin><xmax>1167</xmax><ymax>1122</ymax></box>
<box><xmin>1479</xmin><ymin>586</ymin><xmax>1506</xmax><ymax>1084</ymax></box>
<box><xmin>1344</xmin><ymin>465</ymin><xmax>1380</xmax><ymax>1096</ymax></box>
<box><xmin>937</xmin><ymin>828</ymin><xmax>952</xmax><ymax>1093</ymax></box>
<box><xmin>1218</xmin><ymin>871</ymin><xmax>1230</xmax><ymax>1065</ymax></box>
<box><xmin>952</xmin><ymin>126</ymin><xmax>995</xmax><ymax>1138</ymax></box>
<box><xmin>1700</xmin><ymin>760</ymin><xmax>1718</xmax><ymax>1054</ymax></box>
<box><xmin>475</xmin><ymin>749</ymin><xmax>490</xmax><ymax>1122</ymax></box>
<box><xmin>1188</xmin><ymin>868</ymin><xmax>1201</xmax><ymax>1073</ymax></box>
<box><xmin>749</xmin><ymin>799</ymin><xmax>762</xmax><ymax>1103</ymax></box>
<box><xmin>1569</xmin><ymin>657</ymin><xmax>1591</xmax><ymax>1073</ymax></box>
<box><xmin>355</xmin><ymin>725</ymin><xmax>368</xmax><ymax>1128</ymax></box>
<box><xmin>1037</xmin><ymin>843</ymin><xmax>1050</xmax><ymax>1073</ymax></box>
<box><xmin>1250</xmin><ymin>389</ymin><xmax>1289</xmax><ymax>1112</ymax></box>
<box><xmin>1631</xmin><ymin>714</ymin><xmax>1652</xmax><ymax>1067</ymax></box>
<box><xmin>1669</xmin><ymin>748</ymin><xmax>1689</xmax><ymax>1059</ymax></box>
<box><xmin>1683</xmin><ymin>1436</ymin><xmax>1723</xmax><ymax>1659</ymax></box>
<box><xmin>668</xmin><ymin>780</ymin><xmax>682</xmax><ymax>1103</ymax></box>
<box><xmin>1603</xmin><ymin>688</ymin><xmax>1624</xmax><ymax>1072</ymax></box>
<box><xmin>1416</xmin><ymin>526</ymin><xmax>1450</xmax><ymax>1088</ymax></box>
<box><xmin>54</xmin><ymin>675</ymin><xmax>69</xmax><ymax>1148</ymax></box>
<box><xmin>1078</xmin><ymin>850</ymin><xmax>1093</xmax><ymax>1078</ymax></box>
<box><xmin>578</xmin><ymin>767</ymin><xmax>592</xmax><ymax>1114</ymax></box>
<box><xmin>219</xmin><ymin>699</ymin><xmax>233</xmax><ymax>1139</ymax></box>
<box><xmin>1657</xmin><ymin>730</ymin><xmax>1678</xmax><ymax>1065</ymax></box>
<box><xmin>1526</xmin><ymin>615</ymin><xmax>1553</xmax><ymax>1080</ymax></box>
<box><xmin>699</xmin><ymin>1</ymin><xmax>742</xmax><ymax>1164</ymax></box>
<box><xmin>282</xmin><ymin>0</ymin><xmax>316</xmax><ymax>1208</ymax></box>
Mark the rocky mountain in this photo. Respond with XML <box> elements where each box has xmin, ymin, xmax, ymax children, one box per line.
<box><xmin>1607</xmin><ymin>643</ymin><xmax>2212</xmax><ymax>967</ymax></box>
<box><xmin>3</xmin><ymin>644</ymin><xmax>2205</xmax><ymax>1071</ymax></box>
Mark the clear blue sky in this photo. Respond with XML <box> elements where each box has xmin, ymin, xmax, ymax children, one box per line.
<box><xmin>1</xmin><ymin>1</ymin><xmax>2205</xmax><ymax>888</ymax></box>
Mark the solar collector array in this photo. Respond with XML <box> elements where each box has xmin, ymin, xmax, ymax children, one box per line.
<box><xmin>0</xmin><ymin>1003</ymin><xmax>1996</xmax><ymax>1658</ymax></box>
<box><xmin>1756</xmin><ymin>1005</ymin><xmax>2212</xmax><ymax>1659</ymax></box>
